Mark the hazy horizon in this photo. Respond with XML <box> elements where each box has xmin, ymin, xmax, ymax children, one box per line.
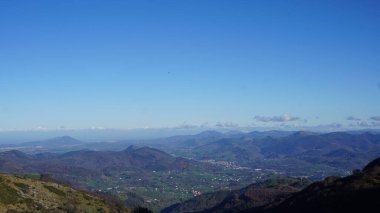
<box><xmin>1</xmin><ymin>126</ymin><xmax>379</xmax><ymax>144</ymax></box>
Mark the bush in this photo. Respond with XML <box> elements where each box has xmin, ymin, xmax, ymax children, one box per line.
<box><xmin>43</xmin><ymin>185</ymin><xmax>66</xmax><ymax>196</ymax></box>
<box><xmin>132</xmin><ymin>206</ymin><xmax>153</xmax><ymax>213</ymax></box>
<box><xmin>0</xmin><ymin>183</ymin><xmax>20</xmax><ymax>204</ymax></box>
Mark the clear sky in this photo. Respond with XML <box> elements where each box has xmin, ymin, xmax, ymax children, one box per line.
<box><xmin>0</xmin><ymin>0</ymin><xmax>379</xmax><ymax>132</ymax></box>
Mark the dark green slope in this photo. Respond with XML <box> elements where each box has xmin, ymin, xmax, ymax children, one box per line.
<box><xmin>162</xmin><ymin>177</ymin><xmax>309</xmax><ymax>213</ymax></box>
<box><xmin>262</xmin><ymin>156</ymin><xmax>380</xmax><ymax>213</ymax></box>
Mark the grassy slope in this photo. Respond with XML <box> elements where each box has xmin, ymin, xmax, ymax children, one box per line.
<box><xmin>0</xmin><ymin>173</ymin><xmax>130</xmax><ymax>213</ymax></box>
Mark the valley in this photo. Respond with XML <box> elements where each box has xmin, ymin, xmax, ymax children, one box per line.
<box><xmin>0</xmin><ymin>142</ymin><xmax>273</xmax><ymax>211</ymax></box>
<box><xmin>163</xmin><ymin>156</ymin><xmax>380</xmax><ymax>213</ymax></box>
<box><xmin>1</xmin><ymin>130</ymin><xmax>380</xmax><ymax>212</ymax></box>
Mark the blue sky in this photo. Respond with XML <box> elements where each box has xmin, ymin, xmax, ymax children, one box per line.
<box><xmin>0</xmin><ymin>0</ymin><xmax>379</xmax><ymax>132</ymax></box>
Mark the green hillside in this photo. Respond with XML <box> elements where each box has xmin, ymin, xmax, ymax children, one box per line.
<box><xmin>0</xmin><ymin>173</ymin><xmax>130</xmax><ymax>213</ymax></box>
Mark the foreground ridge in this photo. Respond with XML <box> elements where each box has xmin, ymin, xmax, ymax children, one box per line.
<box><xmin>0</xmin><ymin>173</ymin><xmax>130</xmax><ymax>213</ymax></box>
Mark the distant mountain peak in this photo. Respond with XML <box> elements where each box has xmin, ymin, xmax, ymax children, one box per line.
<box><xmin>21</xmin><ymin>136</ymin><xmax>85</xmax><ymax>148</ymax></box>
<box><xmin>224</xmin><ymin>130</ymin><xmax>244</xmax><ymax>135</ymax></box>
<box><xmin>196</xmin><ymin>130</ymin><xmax>224</xmax><ymax>137</ymax></box>
<box><xmin>125</xmin><ymin>145</ymin><xmax>140</xmax><ymax>151</ymax></box>
<box><xmin>127</xmin><ymin>146</ymin><xmax>173</xmax><ymax>158</ymax></box>
<box><xmin>0</xmin><ymin>149</ymin><xmax>31</xmax><ymax>159</ymax></box>
<box><xmin>291</xmin><ymin>131</ymin><xmax>319</xmax><ymax>137</ymax></box>
<box><xmin>47</xmin><ymin>136</ymin><xmax>81</xmax><ymax>142</ymax></box>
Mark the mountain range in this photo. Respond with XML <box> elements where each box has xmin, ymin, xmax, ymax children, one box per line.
<box><xmin>3</xmin><ymin>131</ymin><xmax>380</xmax><ymax>178</ymax></box>
<box><xmin>0</xmin><ymin>146</ymin><xmax>194</xmax><ymax>182</ymax></box>
<box><xmin>0</xmin><ymin>136</ymin><xmax>86</xmax><ymax>153</ymax></box>
<box><xmin>1</xmin><ymin>130</ymin><xmax>380</xmax><ymax>212</ymax></box>
<box><xmin>151</xmin><ymin>131</ymin><xmax>380</xmax><ymax>179</ymax></box>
